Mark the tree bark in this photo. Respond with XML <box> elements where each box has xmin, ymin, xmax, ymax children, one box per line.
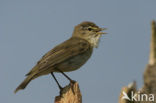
<box><xmin>54</xmin><ymin>82</ymin><xmax>82</xmax><ymax>103</ymax></box>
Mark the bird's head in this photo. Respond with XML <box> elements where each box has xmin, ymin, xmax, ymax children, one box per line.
<box><xmin>72</xmin><ymin>21</ymin><xmax>107</xmax><ymax>48</ymax></box>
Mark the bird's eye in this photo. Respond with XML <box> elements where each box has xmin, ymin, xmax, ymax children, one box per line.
<box><xmin>87</xmin><ymin>27</ymin><xmax>92</xmax><ymax>31</ymax></box>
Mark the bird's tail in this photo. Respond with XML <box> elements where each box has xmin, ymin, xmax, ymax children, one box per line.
<box><xmin>14</xmin><ymin>74</ymin><xmax>34</xmax><ymax>93</ymax></box>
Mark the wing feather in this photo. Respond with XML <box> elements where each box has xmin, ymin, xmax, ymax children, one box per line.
<box><xmin>28</xmin><ymin>37</ymin><xmax>91</xmax><ymax>75</ymax></box>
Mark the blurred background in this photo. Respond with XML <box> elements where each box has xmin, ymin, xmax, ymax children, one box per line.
<box><xmin>0</xmin><ymin>0</ymin><xmax>156</xmax><ymax>103</ymax></box>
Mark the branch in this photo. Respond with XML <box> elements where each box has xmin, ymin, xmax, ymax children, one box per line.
<box><xmin>149</xmin><ymin>20</ymin><xmax>156</xmax><ymax>65</ymax></box>
<box><xmin>119</xmin><ymin>20</ymin><xmax>156</xmax><ymax>103</ymax></box>
<box><xmin>118</xmin><ymin>82</ymin><xmax>136</xmax><ymax>103</ymax></box>
<box><xmin>54</xmin><ymin>82</ymin><xmax>82</xmax><ymax>103</ymax></box>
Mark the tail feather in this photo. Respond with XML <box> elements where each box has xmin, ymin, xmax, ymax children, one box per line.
<box><xmin>14</xmin><ymin>75</ymin><xmax>33</xmax><ymax>93</ymax></box>
<box><xmin>25</xmin><ymin>66</ymin><xmax>37</xmax><ymax>76</ymax></box>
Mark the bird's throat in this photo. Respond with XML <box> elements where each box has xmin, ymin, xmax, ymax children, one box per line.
<box><xmin>87</xmin><ymin>34</ymin><xmax>101</xmax><ymax>48</ymax></box>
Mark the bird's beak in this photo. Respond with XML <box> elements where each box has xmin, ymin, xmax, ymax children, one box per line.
<box><xmin>96</xmin><ymin>28</ymin><xmax>107</xmax><ymax>35</ymax></box>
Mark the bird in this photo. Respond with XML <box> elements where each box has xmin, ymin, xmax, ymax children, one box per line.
<box><xmin>14</xmin><ymin>21</ymin><xmax>107</xmax><ymax>93</ymax></box>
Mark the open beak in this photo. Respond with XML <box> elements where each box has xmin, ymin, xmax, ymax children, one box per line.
<box><xmin>97</xmin><ymin>28</ymin><xmax>107</xmax><ymax>35</ymax></box>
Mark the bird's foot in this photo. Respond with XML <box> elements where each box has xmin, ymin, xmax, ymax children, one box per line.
<box><xmin>70</xmin><ymin>80</ymin><xmax>76</xmax><ymax>95</ymax></box>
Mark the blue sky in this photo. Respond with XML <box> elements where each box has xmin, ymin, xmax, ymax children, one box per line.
<box><xmin>0</xmin><ymin>0</ymin><xmax>156</xmax><ymax>103</ymax></box>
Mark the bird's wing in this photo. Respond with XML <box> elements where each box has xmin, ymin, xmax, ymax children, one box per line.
<box><xmin>29</xmin><ymin>37</ymin><xmax>91</xmax><ymax>75</ymax></box>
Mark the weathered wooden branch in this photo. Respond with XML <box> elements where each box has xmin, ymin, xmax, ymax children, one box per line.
<box><xmin>118</xmin><ymin>81</ymin><xmax>137</xmax><ymax>103</ymax></box>
<box><xmin>149</xmin><ymin>21</ymin><xmax>156</xmax><ymax>65</ymax></box>
<box><xmin>119</xmin><ymin>20</ymin><xmax>156</xmax><ymax>103</ymax></box>
<box><xmin>54</xmin><ymin>82</ymin><xmax>82</xmax><ymax>103</ymax></box>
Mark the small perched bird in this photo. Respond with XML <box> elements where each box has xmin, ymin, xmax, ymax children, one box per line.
<box><xmin>14</xmin><ymin>21</ymin><xmax>107</xmax><ymax>93</ymax></box>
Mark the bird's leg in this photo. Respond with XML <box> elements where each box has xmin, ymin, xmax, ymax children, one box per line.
<box><xmin>55</xmin><ymin>68</ymin><xmax>75</xmax><ymax>83</ymax></box>
<box><xmin>51</xmin><ymin>72</ymin><xmax>63</xmax><ymax>90</ymax></box>
<box><xmin>55</xmin><ymin>68</ymin><xmax>76</xmax><ymax>94</ymax></box>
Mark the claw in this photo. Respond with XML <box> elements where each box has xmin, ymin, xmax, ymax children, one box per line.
<box><xmin>70</xmin><ymin>80</ymin><xmax>76</xmax><ymax>95</ymax></box>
